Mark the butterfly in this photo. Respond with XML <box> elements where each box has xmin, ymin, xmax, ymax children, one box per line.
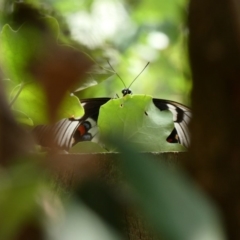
<box><xmin>33</xmin><ymin>90</ymin><xmax>191</xmax><ymax>151</ymax></box>
<box><xmin>33</xmin><ymin>63</ymin><xmax>191</xmax><ymax>151</ymax></box>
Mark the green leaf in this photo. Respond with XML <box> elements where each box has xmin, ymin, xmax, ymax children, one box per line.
<box><xmin>2</xmin><ymin>78</ymin><xmax>16</xmax><ymax>93</ymax></box>
<box><xmin>116</xmin><ymin>141</ymin><xmax>226</xmax><ymax>240</ymax></box>
<box><xmin>73</xmin><ymin>64</ymin><xmax>114</xmax><ymax>92</ymax></box>
<box><xmin>0</xmin><ymin>17</ymin><xmax>60</xmax><ymax>85</ymax></box>
<box><xmin>12</xmin><ymin>110</ymin><xmax>34</xmax><ymax>126</ymax></box>
<box><xmin>11</xmin><ymin>83</ymin><xmax>48</xmax><ymax>124</ymax></box>
<box><xmin>0</xmin><ymin>25</ymin><xmax>41</xmax><ymax>84</ymax></box>
<box><xmin>48</xmin><ymin>200</ymin><xmax>121</xmax><ymax>240</ymax></box>
<box><xmin>11</xmin><ymin>82</ymin><xmax>84</xmax><ymax>125</ymax></box>
<box><xmin>132</xmin><ymin>0</ymin><xmax>187</xmax><ymax>23</ymax></box>
<box><xmin>98</xmin><ymin>94</ymin><xmax>185</xmax><ymax>151</ymax></box>
<box><xmin>58</xmin><ymin>92</ymin><xmax>84</xmax><ymax>120</ymax></box>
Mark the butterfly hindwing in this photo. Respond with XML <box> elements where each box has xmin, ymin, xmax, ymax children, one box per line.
<box><xmin>152</xmin><ymin>99</ymin><xmax>191</xmax><ymax>148</ymax></box>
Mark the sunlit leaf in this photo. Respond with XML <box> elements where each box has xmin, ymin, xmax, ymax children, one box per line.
<box><xmin>10</xmin><ymin>83</ymin><xmax>48</xmax><ymax>124</ymax></box>
<box><xmin>2</xmin><ymin>79</ymin><xmax>18</xmax><ymax>99</ymax></box>
<box><xmin>0</xmin><ymin>14</ymin><xmax>60</xmax><ymax>84</ymax></box>
<box><xmin>0</xmin><ymin>16</ymin><xmax>94</xmax><ymax>122</ymax></box>
<box><xmin>11</xmin><ymin>82</ymin><xmax>84</xmax><ymax>125</ymax></box>
<box><xmin>0</xmin><ymin>23</ymin><xmax>42</xmax><ymax>84</ymax></box>
<box><xmin>0</xmin><ymin>16</ymin><xmax>64</xmax><ymax>87</ymax></box>
<box><xmin>58</xmin><ymin>93</ymin><xmax>83</xmax><ymax>120</ymax></box>
<box><xmin>12</xmin><ymin>110</ymin><xmax>34</xmax><ymax>126</ymax></box>
<box><xmin>52</xmin><ymin>0</ymin><xmax>94</xmax><ymax>14</ymax></box>
<box><xmin>132</xmin><ymin>0</ymin><xmax>187</xmax><ymax>23</ymax></box>
<box><xmin>98</xmin><ymin>94</ymin><xmax>185</xmax><ymax>151</ymax></box>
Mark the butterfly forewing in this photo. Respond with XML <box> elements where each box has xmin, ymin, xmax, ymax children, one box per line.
<box><xmin>33</xmin><ymin>98</ymin><xmax>110</xmax><ymax>150</ymax></box>
<box><xmin>80</xmin><ymin>98</ymin><xmax>111</xmax><ymax>121</ymax></box>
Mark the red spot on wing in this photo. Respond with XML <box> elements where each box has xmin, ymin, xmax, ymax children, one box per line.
<box><xmin>78</xmin><ymin>125</ymin><xmax>87</xmax><ymax>136</ymax></box>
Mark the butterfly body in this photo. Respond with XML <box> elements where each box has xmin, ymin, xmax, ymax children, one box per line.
<box><xmin>122</xmin><ymin>88</ymin><xmax>132</xmax><ymax>96</ymax></box>
<box><xmin>33</xmin><ymin>94</ymin><xmax>191</xmax><ymax>151</ymax></box>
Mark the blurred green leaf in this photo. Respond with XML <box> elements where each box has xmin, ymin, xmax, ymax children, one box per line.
<box><xmin>12</xmin><ymin>110</ymin><xmax>34</xmax><ymax>126</ymax></box>
<box><xmin>116</xmin><ymin>142</ymin><xmax>226</xmax><ymax>240</ymax></box>
<box><xmin>52</xmin><ymin>0</ymin><xmax>94</xmax><ymax>13</ymax></box>
<box><xmin>98</xmin><ymin>94</ymin><xmax>185</xmax><ymax>151</ymax></box>
<box><xmin>47</xmin><ymin>200</ymin><xmax>122</xmax><ymax>240</ymax></box>
<box><xmin>0</xmin><ymin>24</ymin><xmax>40</xmax><ymax>84</ymax></box>
<box><xmin>2</xmin><ymin>79</ymin><xmax>18</xmax><ymax>101</ymax></box>
<box><xmin>0</xmin><ymin>162</ymin><xmax>43</xmax><ymax>240</ymax></box>
<box><xmin>57</xmin><ymin>92</ymin><xmax>84</xmax><ymax>120</ymax></box>
<box><xmin>132</xmin><ymin>0</ymin><xmax>187</xmax><ymax>23</ymax></box>
<box><xmin>62</xmin><ymin>0</ymin><xmax>191</xmax><ymax>105</ymax></box>
<box><xmin>11</xmin><ymin>83</ymin><xmax>48</xmax><ymax>124</ymax></box>
<box><xmin>0</xmin><ymin>16</ymin><xmax>59</xmax><ymax>85</ymax></box>
<box><xmin>11</xmin><ymin>82</ymin><xmax>84</xmax><ymax>125</ymax></box>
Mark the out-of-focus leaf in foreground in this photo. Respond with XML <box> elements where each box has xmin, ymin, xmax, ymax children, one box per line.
<box><xmin>0</xmin><ymin>23</ymin><xmax>41</xmax><ymax>85</ymax></box>
<box><xmin>0</xmin><ymin>80</ymin><xmax>33</xmax><ymax>163</ymax></box>
<box><xmin>47</xmin><ymin>200</ymin><xmax>122</xmax><ymax>240</ymax></box>
<box><xmin>0</xmin><ymin>12</ymin><xmax>93</xmax><ymax>122</ymax></box>
<box><xmin>0</xmin><ymin>162</ymin><xmax>44</xmax><ymax>240</ymax></box>
<box><xmin>29</xmin><ymin>42</ymin><xmax>93</xmax><ymax>122</ymax></box>
<box><xmin>115</xmin><ymin>140</ymin><xmax>226</xmax><ymax>240</ymax></box>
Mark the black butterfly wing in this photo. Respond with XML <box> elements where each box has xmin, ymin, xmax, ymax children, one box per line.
<box><xmin>152</xmin><ymin>99</ymin><xmax>191</xmax><ymax>148</ymax></box>
<box><xmin>33</xmin><ymin>96</ymin><xmax>191</xmax><ymax>150</ymax></box>
<box><xmin>33</xmin><ymin>98</ymin><xmax>110</xmax><ymax>150</ymax></box>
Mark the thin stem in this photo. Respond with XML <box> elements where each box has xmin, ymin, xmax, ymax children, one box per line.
<box><xmin>107</xmin><ymin>61</ymin><xmax>127</xmax><ymax>88</ymax></box>
<box><xmin>9</xmin><ymin>82</ymin><xmax>24</xmax><ymax>107</ymax></box>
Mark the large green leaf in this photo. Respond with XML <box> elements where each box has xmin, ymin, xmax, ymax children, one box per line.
<box><xmin>48</xmin><ymin>200</ymin><xmax>121</xmax><ymax>240</ymax></box>
<box><xmin>132</xmin><ymin>0</ymin><xmax>187</xmax><ymax>23</ymax></box>
<box><xmin>98</xmin><ymin>94</ymin><xmax>185</xmax><ymax>151</ymax></box>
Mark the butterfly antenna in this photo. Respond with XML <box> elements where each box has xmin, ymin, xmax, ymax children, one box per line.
<box><xmin>107</xmin><ymin>61</ymin><xmax>127</xmax><ymax>89</ymax></box>
<box><xmin>128</xmin><ymin>62</ymin><xmax>150</xmax><ymax>89</ymax></box>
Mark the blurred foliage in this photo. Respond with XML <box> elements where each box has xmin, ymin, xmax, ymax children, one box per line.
<box><xmin>69</xmin><ymin>0</ymin><xmax>192</xmax><ymax>104</ymax></box>
<box><xmin>1</xmin><ymin>0</ymin><xmax>191</xmax><ymax>106</ymax></box>
<box><xmin>0</xmin><ymin>1</ymin><xmax>226</xmax><ymax>240</ymax></box>
<box><xmin>0</xmin><ymin>6</ymin><xmax>92</xmax><ymax>123</ymax></box>
<box><xmin>0</xmin><ymin>161</ymin><xmax>46</xmax><ymax>240</ymax></box>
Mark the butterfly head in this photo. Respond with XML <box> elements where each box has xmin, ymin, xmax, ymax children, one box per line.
<box><xmin>122</xmin><ymin>88</ymin><xmax>132</xmax><ymax>96</ymax></box>
<box><xmin>107</xmin><ymin>61</ymin><xmax>149</xmax><ymax>97</ymax></box>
